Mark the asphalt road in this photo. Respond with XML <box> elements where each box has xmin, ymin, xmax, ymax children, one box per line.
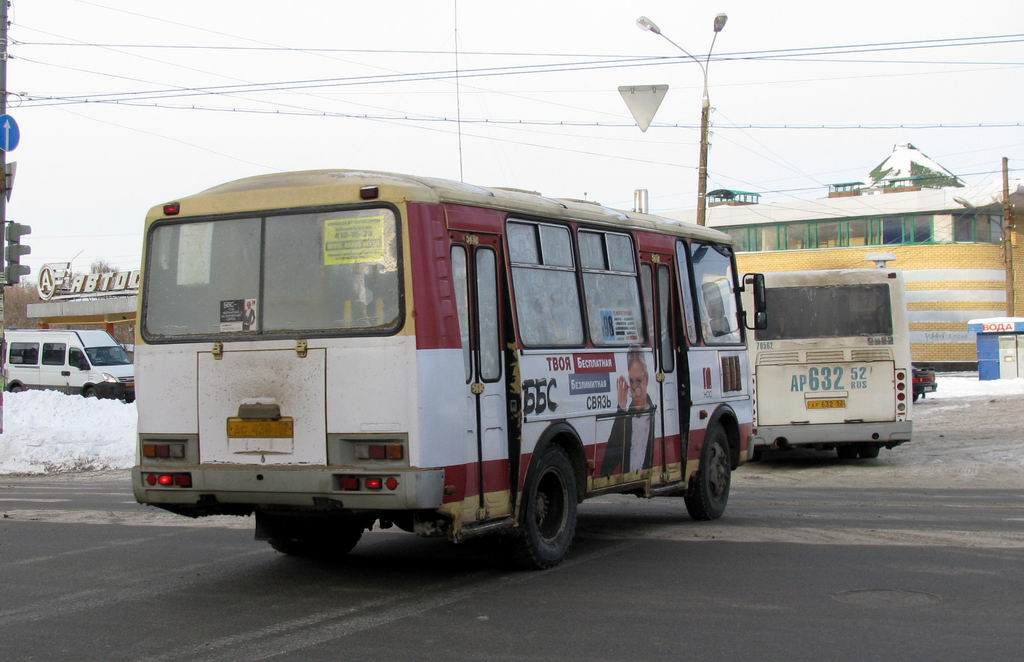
<box><xmin>1</xmin><ymin>474</ymin><xmax>1023</xmax><ymax>661</ymax></box>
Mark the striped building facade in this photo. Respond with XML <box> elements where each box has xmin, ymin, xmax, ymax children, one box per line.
<box><xmin>665</xmin><ymin>180</ymin><xmax>1022</xmax><ymax>369</ymax></box>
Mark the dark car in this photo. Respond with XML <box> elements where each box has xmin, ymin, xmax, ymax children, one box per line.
<box><xmin>912</xmin><ymin>366</ymin><xmax>937</xmax><ymax>402</ymax></box>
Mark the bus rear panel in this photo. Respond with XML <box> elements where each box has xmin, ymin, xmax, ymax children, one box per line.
<box><xmin>749</xmin><ymin>270</ymin><xmax>912</xmax><ymax>455</ymax></box>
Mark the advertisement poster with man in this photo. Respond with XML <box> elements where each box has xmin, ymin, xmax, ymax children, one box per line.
<box><xmin>598</xmin><ymin>348</ymin><xmax>656</xmax><ymax>477</ymax></box>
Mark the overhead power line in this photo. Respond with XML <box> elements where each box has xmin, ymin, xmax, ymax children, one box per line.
<box><xmin>21</xmin><ymin>97</ymin><xmax>1024</xmax><ymax>131</ymax></box>
<box><xmin>14</xmin><ymin>30</ymin><xmax>1024</xmax><ymax>60</ymax></box>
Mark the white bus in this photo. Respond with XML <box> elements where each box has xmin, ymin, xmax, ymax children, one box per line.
<box><xmin>747</xmin><ymin>269</ymin><xmax>912</xmax><ymax>460</ymax></box>
<box><xmin>132</xmin><ymin>169</ymin><xmax>766</xmax><ymax>568</ymax></box>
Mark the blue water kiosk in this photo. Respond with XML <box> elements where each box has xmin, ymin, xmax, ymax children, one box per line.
<box><xmin>968</xmin><ymin>318</ymin><xmax>1024</xmax><ymax>380</ymax></box>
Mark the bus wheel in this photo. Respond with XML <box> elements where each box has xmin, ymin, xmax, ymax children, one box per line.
<box><xmin>263</xmin><ymin>516</ymin><xmax>362</xmax><ymax>558</ymax></box>
<box><xmin>685</xmin><ymin>425</ymin><xmax>731</xmax><ymax>521</ymax></box>
<box><xmin>8</xmin><ymin>383</ymin><xmax>23</xmax><ymax>393</ymax></box>
<box><xmin>84</xmin><ymin>387</ymin><xmax>97</xmax><ymax>399</ymax></box>
<box><xmin>857</xmin><ymin>443</ymin><xmax>881</xmax><ymax>459</ymax></box>
<box><xmin>514</xmin><ymin>445</ymin><xmax>577</xmax><ymax>570</ymax></box>
<box><xmin>836</xmin><ymin>445</ymin><xmax>859</xmax><ymax>460</ymax></box>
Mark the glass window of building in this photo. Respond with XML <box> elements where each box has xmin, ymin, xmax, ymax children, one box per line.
<box><xmin>759</xmin><ymin>226</ymin><xmax>779</xmax><ymax>251</ymax></box>
<box><xmin>954</xmin><ymin>214</ymin><xmax>974</xmax><ymax>242</ymax></box>
<box><xmin>817</xmin><ymin>222</ymin><xmax>841</xmax><ymax>248</ymax></box>
<box><xmin>785</xmin><ymin>224</ymin><xmax>808</xmax><ymax>250</ymax></box>
<box><xmin>725</xmin><ymin>227</ymin><xmax>749</xmax><ymax>252</ymax></box>
<box><xmin>847</xmin><ymin>219</ymin><xmax>868</xmax><ymax>246</ymax></box>
<box><xmin>882</xmin><ymin>217</ymin><xmax>903</xmax><ymax>244</ymax></box>
<box><xmin>911</xmin><ymin>216</ymin><xmax>932</xmax><ymax>243</ymax></box>
<box><xmin>989</xmin><ymin>215</ymin><xmax>1003</xmax><ymax>243</ymax></box>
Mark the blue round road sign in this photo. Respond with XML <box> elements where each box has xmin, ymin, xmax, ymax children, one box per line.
<box><xmin>0</xmin><ymin>114</ymin><xmax>20</xmax><ymax>152</ymax></box>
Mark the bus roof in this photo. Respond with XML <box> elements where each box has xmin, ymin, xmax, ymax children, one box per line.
<box><xmin>146</xmin><ymin>169</ymin><xmax>730</xmax><ymax>244</ymax></box>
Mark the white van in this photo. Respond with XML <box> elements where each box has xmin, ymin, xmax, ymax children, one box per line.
<box><xmin>3</xmin><ymin>329</ymin><xmax>135</xmax><ymax>401</ymax></box>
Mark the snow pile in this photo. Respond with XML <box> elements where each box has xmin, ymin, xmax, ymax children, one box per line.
<box><xmin>929</xmin><ymin>373</ymin><xmax>1024</xmax><ymax>400</ymax></box>
<box><xmin>0</xmin><ymin>391</ymin><xmax>137</xmax><ymax>474</ymax></box>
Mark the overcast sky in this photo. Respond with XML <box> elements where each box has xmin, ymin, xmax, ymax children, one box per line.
<box><xmin>8</xmin><ymin>0</ymin><xmax>1023</xmax><ymax>274</ymax></box>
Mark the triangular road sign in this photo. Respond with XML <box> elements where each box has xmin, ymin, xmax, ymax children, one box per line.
<box><xmin>618</xmin><ymin>84</ymin><xmax>668</xmax><ymax>132</ymax></box>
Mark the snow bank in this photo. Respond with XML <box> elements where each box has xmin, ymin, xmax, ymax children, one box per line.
<box><xmin>0</xmin><ymin>391</ymin><xmax>137</xmax><ymax>474</ymax></box>
<box><xmin>930</xmin><ymin>373</ymin><xmax>1024</xmax><ymax>400</ymax></box>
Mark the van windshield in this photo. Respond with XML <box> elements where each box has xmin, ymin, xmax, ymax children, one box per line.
<box><xmin>143</xmin><ymin>207</ymin><xmax>402</xmax><ymax>339</ymax></box>
<box><xmin>85</xmin><ymin>345</ymin><xmax>131</xmax><ymax>366</ymax></box>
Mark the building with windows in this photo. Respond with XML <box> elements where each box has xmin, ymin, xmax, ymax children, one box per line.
<box><xmin>666</xmin><ymin>144</ymin><xmax>1022</xmax><ymax>368</ymax></box>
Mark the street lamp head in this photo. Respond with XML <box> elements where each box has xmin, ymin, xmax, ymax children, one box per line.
<box><xmin>636</xmin><ymin>16</ymin><xmax>661</xmax><ymax>35</ymax></box>
<box><xmin>713</xmin><ymin>13</ymin><xmax>728</xmax><ymax>33</ymax></box>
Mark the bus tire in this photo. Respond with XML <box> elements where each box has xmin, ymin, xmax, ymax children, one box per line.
<box><xmin>514</xmin><ymin>444</ymin><xmax>577</xmax><ymax>570</ymax></box>
<box><xmin>857</xmin><ymin>443</ymin><xmax>880</xmax><ymax>459</ymax></box>
<box><xmin>8</xmin><ymin>383</ymin><xmax>23</xmax><ymax>393</ymax></box>
<box><xmin>836</xmin><ymin>445</ymin><xmax>859</xmax><ymax>460</ymax></box>
<box><xmin>84</xmin><ymin>387</ymin><xmax>97</xmax><ymax>399</ymax></box>
<box><xmin>685</xmin><ymin>425</ymin><xmax>731</xmax><ymax>521</ymax></box>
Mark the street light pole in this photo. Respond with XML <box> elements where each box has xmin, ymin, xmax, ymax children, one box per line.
<box><xmin>637</xmin><ymin>13</ymin><xmax>727</xmax><ymax>226</ymax></box>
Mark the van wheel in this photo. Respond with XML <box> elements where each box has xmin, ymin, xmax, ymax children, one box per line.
<box><xmin>514</xmin><ymin>445</ymin><xmax>577</xmax><ymax>570</ymax></box>
<box><xmin>685</xmin><ymin>425</ymin><xmax>731</xmax><ymax>521</ymax></box>
<box><xmin>84</xmin><ymin>387</ymin><xmax>97</xmax><ymax>398</ymax></box>
<box><xmin>8</xmin><ymin>383</ymin><xmax>23</xmax><ymax>393</ymax></box>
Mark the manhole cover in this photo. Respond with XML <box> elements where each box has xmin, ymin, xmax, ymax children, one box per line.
<box><xmin>832</xmin><ymin>589</ymin><xmax>942</xmax><ymax>608</ymax></box>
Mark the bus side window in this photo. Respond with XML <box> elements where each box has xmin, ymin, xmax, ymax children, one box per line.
<box><xmin>641</xmin><ymin>264</ymin><xmax>655</xmax><ymax>346</ymax></box>
<box><xmin>451</xmin><ymin>246</ymin><xmax>472</xmax><ymax>383</ymax></box>
<box><xmin>579</xmin><ymin>230</ymin><xmax>643</xmax><ymax>347</ymax></box>
<box><xmin>657</xmin><ymin>265</ymin><xmax>675</xmax><ymax>372</ymax></box>
<box><xmin>508</xmin><ymin>221</ymin><xmax>584</xmax><ymax>347</ymax></box>
<box><xmin>674</xmin><ymin>241</ymin><xmax>699</xmax><ymax>345</ymax></box>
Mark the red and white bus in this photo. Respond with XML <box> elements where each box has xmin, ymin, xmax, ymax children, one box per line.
<box><xmin>133</xmin><ymin>170</ymin><xmax>766</xmax><ymax>568</ymax></box>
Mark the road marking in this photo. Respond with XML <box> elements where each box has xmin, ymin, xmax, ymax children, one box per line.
<box><xmin>0</xmin><ymin>498</ymin><xmax>71</xmax><ymax>503</ymax></box>
<box><xmin>180</xmin><ymin>540</ymin><xmax>639</xmax><ymax>662</ymax></box>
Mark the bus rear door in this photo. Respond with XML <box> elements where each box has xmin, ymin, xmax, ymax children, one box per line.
<box><xmin>450</xmin><ymin>233</ymin><xmax>511</xmax><ymax>521</ymax></box>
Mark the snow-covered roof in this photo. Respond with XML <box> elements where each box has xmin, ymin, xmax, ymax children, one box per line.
<box><xmin>866</xmin><ymin>143</ymin><xmax>963</xmax><ymax>188</ymax></box>
<box><xmin>664</xmin><ymin>179</ymin><xmax>1023</xmax><ymax>228</ymax></box>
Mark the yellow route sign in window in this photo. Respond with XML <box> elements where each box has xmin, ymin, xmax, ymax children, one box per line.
<box><xmin>323</xmin><ymin>215</ymin><xmax>385</xmax><ymax>265</ymax></box>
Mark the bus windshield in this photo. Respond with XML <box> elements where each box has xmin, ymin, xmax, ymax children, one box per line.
<box><xmin>143</xmin><ymin>207</ymin><xmax>401</xmax><ymax>339</ymax></box>
<box><xmin>757</xmin><ymin>284</ymin><xmax>892</xmax><ymax>341</ymax></box>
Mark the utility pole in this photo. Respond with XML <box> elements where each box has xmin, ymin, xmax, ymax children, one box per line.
<box><xmin>1</xmin><ymin>0</ymin><xmax>8</xmax><ymax>289</ymax></box>
<box><xmin>1003</xmin><ymin>156</ymin><xmax>1016</xmax><ymax>317</ymax></box>
<box><xmin>1</xmin><ymin>0</ymin><xmax>7</xmax><ymax>434</ymax></box>
<box><xmin>696</xmin><ymin>98</ymin><xmax>711</xmax><ymax>227</ymax></box>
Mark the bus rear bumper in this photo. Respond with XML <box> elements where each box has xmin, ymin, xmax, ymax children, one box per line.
<box><xmin>752</xmin><ymin>421</ymin><xmax>912</xmax><ymax>449</ymax></box>
<box><xmin>132</xmin><ymin>465</ymin><xmax>445</xmax><ymax>513</ymax></box>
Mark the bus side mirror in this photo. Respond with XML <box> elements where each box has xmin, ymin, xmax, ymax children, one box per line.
<box><xmin>741</xmin><ymin>273</ymin><xmax>768</xmax><ymax>331</ymax></box>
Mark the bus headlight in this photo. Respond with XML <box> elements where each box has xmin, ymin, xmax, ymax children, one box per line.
<box><xmin>102</xmin><ymin>373</ymin><xmax>119</xmax><ymax>383</ymax></box>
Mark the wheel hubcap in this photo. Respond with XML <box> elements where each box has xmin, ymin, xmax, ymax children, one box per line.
<box><xmin>708</xmin><ymin>444</ymin><xmax>728</xmax><ymax>498</ymax></box>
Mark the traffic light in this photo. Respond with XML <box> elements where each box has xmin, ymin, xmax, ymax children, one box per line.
<box><xmin>4</xmin><ymin>221</ymin><xmax>30</xmax><ymax>285</ymax></box>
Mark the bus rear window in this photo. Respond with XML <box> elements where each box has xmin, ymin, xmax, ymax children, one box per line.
<box><xmin>758</xmin><ymin>284</ymin><xmax>893</xmax><ymax>341</ymax></box>
<box><xmin>143</xmin><ymin>208</ymin><xmax>401</xmax><ymax>339</ymax></box>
